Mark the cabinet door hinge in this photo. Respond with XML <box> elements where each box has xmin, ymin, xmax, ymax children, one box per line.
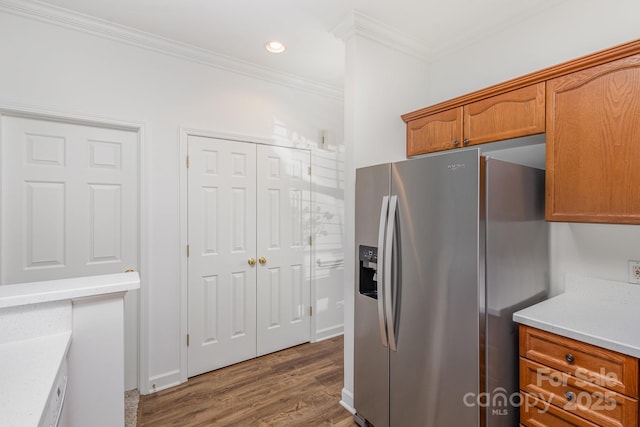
<box><xmin>309</xmin><ymin>306</ymin><xmax>313</xmax><ymax>317</ymax></box>
<box><xmin>187</xmin><ymin>245</ymin><xmax>190</xmax><ymax>257</ymax></box>
<box><xmin>187</xmin><ymin>334</ymin><xmax>190</xmax><ymax>347</ymax></box>
<box><xmin>186</xmin><ymin>156</ymin><xmax>190</xmax><ymax>168</ymax></box>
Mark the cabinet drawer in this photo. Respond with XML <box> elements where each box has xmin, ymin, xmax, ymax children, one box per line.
<box><xmin>521</xmin><ymin>392</ymin><xmax>599</xmax><ymax>427</ymax></box>
<box><xmin>521</xmin><ymin>358</ymin><xmax>638</xmax><ymax>427</ymax></box>
<box><xmin>520</xmin><ymin>326</ymin><xmax>639</xmax><ymax>397</ymax></box>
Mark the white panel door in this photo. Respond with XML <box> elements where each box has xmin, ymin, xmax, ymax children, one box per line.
<box><xmin>1</xmin><ymin>115</ymin><xmax>139</xmax><ymax>388</ymax></box>
<box><xmin>187</xmin><ymin>136</ymin><xmax>257</xmax><ymax>377</ymax></box>
<box><xmin>256</xmin><ymin>145</ymin><xmax>311</xmax><ymax>356</ymax></box>
<box><xmin>1</xmin><ymin>116</ymin><xmax>138</xmax><ymax>281</ymax></box>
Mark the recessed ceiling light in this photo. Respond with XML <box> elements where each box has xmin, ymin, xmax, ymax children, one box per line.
<box><xmin>265</xmin><ymin>41</ymin><xmax>286</xmax><ymax>54</ymax></box>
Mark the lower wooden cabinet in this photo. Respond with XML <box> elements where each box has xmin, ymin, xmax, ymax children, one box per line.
<box><xmin>521</xmin><ymin>394</ymin><xmax>599</xmax><ymax>427</ymax></box>
<box><xmin>519</xmin><ymin>325</ymin><xmax>640</xmax><ymax>427</ymax></box>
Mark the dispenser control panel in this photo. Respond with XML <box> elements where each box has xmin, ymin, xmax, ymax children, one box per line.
<box><xmin>359</xmin><ymin>245</ymin><xmax>377</xmax><ymax>266</ymax></box>
<box><xmin>359</xmin><ymin>245</ymin><xmax>378</xmax><ymax>299</ymax></box>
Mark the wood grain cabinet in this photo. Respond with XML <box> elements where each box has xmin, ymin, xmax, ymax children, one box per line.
<box><xmin>405</xmin><ymin>83</ymin><xmax>545</xmax><ymax>156</ymax></box>
<box><xmin>406</xmin><ymin>107</ymin><xmax>463</xmax><ymax>155</ymax></box>
<box><xmin>545</xmin><ymin>54</ymin><xmax>640</xmax><ymax>224</ymax></box>
<box><xmin>519</xmin><ymin>325</ymin><xmax>640</xmax><ymax>427</ymax></box>
<box><xmin>403</xmin><ymin>39</ymin><xmax>640</xmax><ymax>224</ymax></box>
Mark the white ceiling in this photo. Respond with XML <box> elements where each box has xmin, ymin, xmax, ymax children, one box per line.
<box><xmin>33</xmin><ymin>0</ymin><xmax>560</xmax><ymax>91</ymax></box>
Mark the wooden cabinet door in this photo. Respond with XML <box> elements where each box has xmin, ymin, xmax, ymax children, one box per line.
<box><xmin>463</xmin><ymin>83</ymin><xmax>545</xmax><ymax>146</ymax></box>
<box><xmin>546</xmin><ymin>54</ymin><xmax>640</xmax><ymax>224</ymax></box>
<box><xmin>406</xmin><ymin>107</ymin><xmax>463</xmax><ymax>156</ymax></box>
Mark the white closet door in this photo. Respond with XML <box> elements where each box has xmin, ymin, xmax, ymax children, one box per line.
<box><xmin>256</xmin><ymin>145</ymin><xmax>311</xmax><ymax>356</ymax></box>
<box><xmin>1</xmin><ymin>115</ymin><xmax>139</xmax><ymax>389</ymax></box>
<box><xmin>1</xmin><ymin>116</ymin><xmax>138</xmax><ymax>282</ymax></box>
<box><xmin>187</xmin><ymin>136</ymin><xmax>257</xmax><ymax>377</ymax></box>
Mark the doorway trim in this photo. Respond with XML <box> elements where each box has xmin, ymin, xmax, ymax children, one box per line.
<box><xmin>178</xmin><ymin>127</ymin><xmax>317</xmax><ymax>384</ymax></box>
<box><xmin>0</xmin><ymin>102</ymin><xmax>150</xmax><ymax>394</ymax></box>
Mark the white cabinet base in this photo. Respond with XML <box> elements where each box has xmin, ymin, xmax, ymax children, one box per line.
<box><xmin>62</xmin><ymin>293</ymin><xmax>126</xmax><ymax>427</ymax></box>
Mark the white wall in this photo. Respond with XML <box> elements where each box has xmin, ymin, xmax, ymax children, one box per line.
<box><xmin>342</xmin><ymin>28</ymin><xmax>430</xmax><ymax>409</ymax></box>
<box><xmin>0</xmin><ymin>10</ymin><xmax>345</xmax><ymax>393</ymax></box>
<box><xmin>343</xmin><ymin>0</ymin><xmax>640</xmax><ymax>410</ymax></box>
<box><xmin>426</xmin><ymin>0</ymin><xmax>640</xmax><ymax>294</ymax></box>
<box><xmin>428</xmin><ymin>0</ymin><xmax>640</xmax><ymax>104</ymax></box>
<box><xmin>550</xmin><ymin>223</ymin><xmax>640</xmax><ymax>295</ymax></box>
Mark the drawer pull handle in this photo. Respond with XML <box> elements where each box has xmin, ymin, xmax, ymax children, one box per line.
<box><xmin>565</xmin><ymin>391</ymin><xmax>576</xmax><ymax>402</ymax></box>
<box><xmin>565</xmin><ymin>353</ymin><xmax>575</xmax><ymax>363</ymax></box>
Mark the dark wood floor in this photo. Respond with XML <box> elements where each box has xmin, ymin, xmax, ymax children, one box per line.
<box><xmin>138</xmin><ymin>336</ymin><xmax>356</xmax><ymax>426</ymax></box>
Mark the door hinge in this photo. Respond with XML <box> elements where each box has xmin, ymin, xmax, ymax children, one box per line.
<box><xmin>309</xmin><ymin>306</ymin><xmax>313</xmax><ymax>317</ymax></box>
<box><xmin>187</xmin><ymin>245</ymin><xmax>190</xmax><ymax>257</ymax></box>
<box><xmin>307</xmin><ymin>166</ymin><xmax>311</xmax><ymax>176</ymax></box>
<box><xmin>308</xmin><ymin>236</ymin><xmax>312</xmax><ymax>246</ymax></box>
<box><xmin>187</xmin><ymin>334</ymin><xmax>190</xmax><ymax>347</ymax></box>
<box><xmin>186</xmin><ymin>156</ymin><xmax>190</xmax><ymax>168</ymax></box>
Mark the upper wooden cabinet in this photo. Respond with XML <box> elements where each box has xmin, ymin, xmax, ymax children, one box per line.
<box><xmin>403</xmin><ymin>39</ymin><xmax>640</xmax><ymax>225</ymax></box>
<box><xmin>405</xmin><ymin>83</ymin><xmax>545</xmax><ymax>156</ymax></box>
<box><xmin>463</xmin><ymin>83</ymin><xmax>545</xmax><ymax>146</ymax></box>
<box><xmin>546</xmin><ymin>54</ymin><xmax>640</xmax><ymax>224</ymax></box>
<box><xmin>406</xmin><ymin>107</ymin><xmax>463</xmax><ymax>155</ymax></box>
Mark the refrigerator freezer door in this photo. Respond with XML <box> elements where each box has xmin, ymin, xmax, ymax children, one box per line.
<box><xmin>354</xmin><ymin>163</ymin><xmax>391</xmax><ymax>427</ymax></box>
<box><xmin>484</xmin><ymin>158</ymin><xmax>548</xmax><ymax>426</ymax></box>
<box><xmin>389</xmin><ymin>150</ymin><xmax>480</xmax><ymax>427</ymax></box>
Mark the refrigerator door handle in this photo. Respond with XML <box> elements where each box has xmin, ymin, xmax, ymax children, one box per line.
<box><xmin>376</xmin><ymin>196</ymin><xmax>389</xmax><ymax>348</ymax></box>
<box><xmin>385</xmin><ymin>195</ymin><xmax>398</xmax><ymax>352</ymax></box>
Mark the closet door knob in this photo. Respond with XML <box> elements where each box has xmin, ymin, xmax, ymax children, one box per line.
<box><xmin>248</xmin><ymin>258</ymin><xmax>256</xmax><ymax>266</ymax></box>
<box><xmin>259</xmin><ymin>256</ymin><xmax>267</xmax><ymax>265</ymax></box>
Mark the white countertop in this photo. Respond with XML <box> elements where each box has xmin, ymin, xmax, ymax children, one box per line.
<box><xmin>0</xmin><ymin>331</ymin><xmax>71</xmax><ymax>426</ymax></box>
<box><xmin>0</xmin><ymin>272</ymin><xmax>139</xmax><ymax>427</ymax></box>
<box><xmin>513</xmin><ymin>274</ymin><xmax>640</xmax><ymax>358</ymax></box>
<box><xmin>0</xmin><ymin>272</ymin><xmax>140</xmax><ymax>309</ymax></box>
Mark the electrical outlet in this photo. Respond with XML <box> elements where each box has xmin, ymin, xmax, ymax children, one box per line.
<box><xmin>628</xmin><ymin>260</ymin><xmax>640</xmax><ymax>284</ymax></box>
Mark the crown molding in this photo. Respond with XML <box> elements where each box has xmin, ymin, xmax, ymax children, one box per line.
<box><xmin>331</xmin><ymin>11</ymin><xmax>432</xmax><ymax>62</ymax></box>
<box><xmin>0</xmin><ymin>0</ymin><xmax>343</xmax><ymax>100</ymax></box>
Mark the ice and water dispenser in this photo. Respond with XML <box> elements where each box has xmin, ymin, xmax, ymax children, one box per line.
<box><xmin>359</xmin><ymin>245</ymin><xmax>378</xmax><ymax>299</ymax></box>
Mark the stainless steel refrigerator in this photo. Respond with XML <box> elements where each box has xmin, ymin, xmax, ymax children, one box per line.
<box><xmin>354</xmin><ymin>148</ymin><xmax>548</xmax><ymax>427</ymax></box>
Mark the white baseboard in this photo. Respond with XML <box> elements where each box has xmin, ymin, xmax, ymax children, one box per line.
<box><xmin>146</xmin><ymin>369</ymin><xmax>183</xmax><ymax>394</ymax></box>
<box><xmin>314</xmin><ymin>324</ymin><xmax>344</xmax><ymax>341</ymax></box>
<box><xmin>340</xmin><ymin>387</ymin><xmax>355</xmax><ymax>414</ymax></box>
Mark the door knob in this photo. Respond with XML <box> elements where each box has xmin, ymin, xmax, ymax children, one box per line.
<box><xmin>258</xmin><ymin>256</ymin><xmax>267</xmax><ymax>265</ymax></box>
<box><xmin>248</xmin><ymin>257</ymin><xmax>256</xmax><ymax>266</ymax></box>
